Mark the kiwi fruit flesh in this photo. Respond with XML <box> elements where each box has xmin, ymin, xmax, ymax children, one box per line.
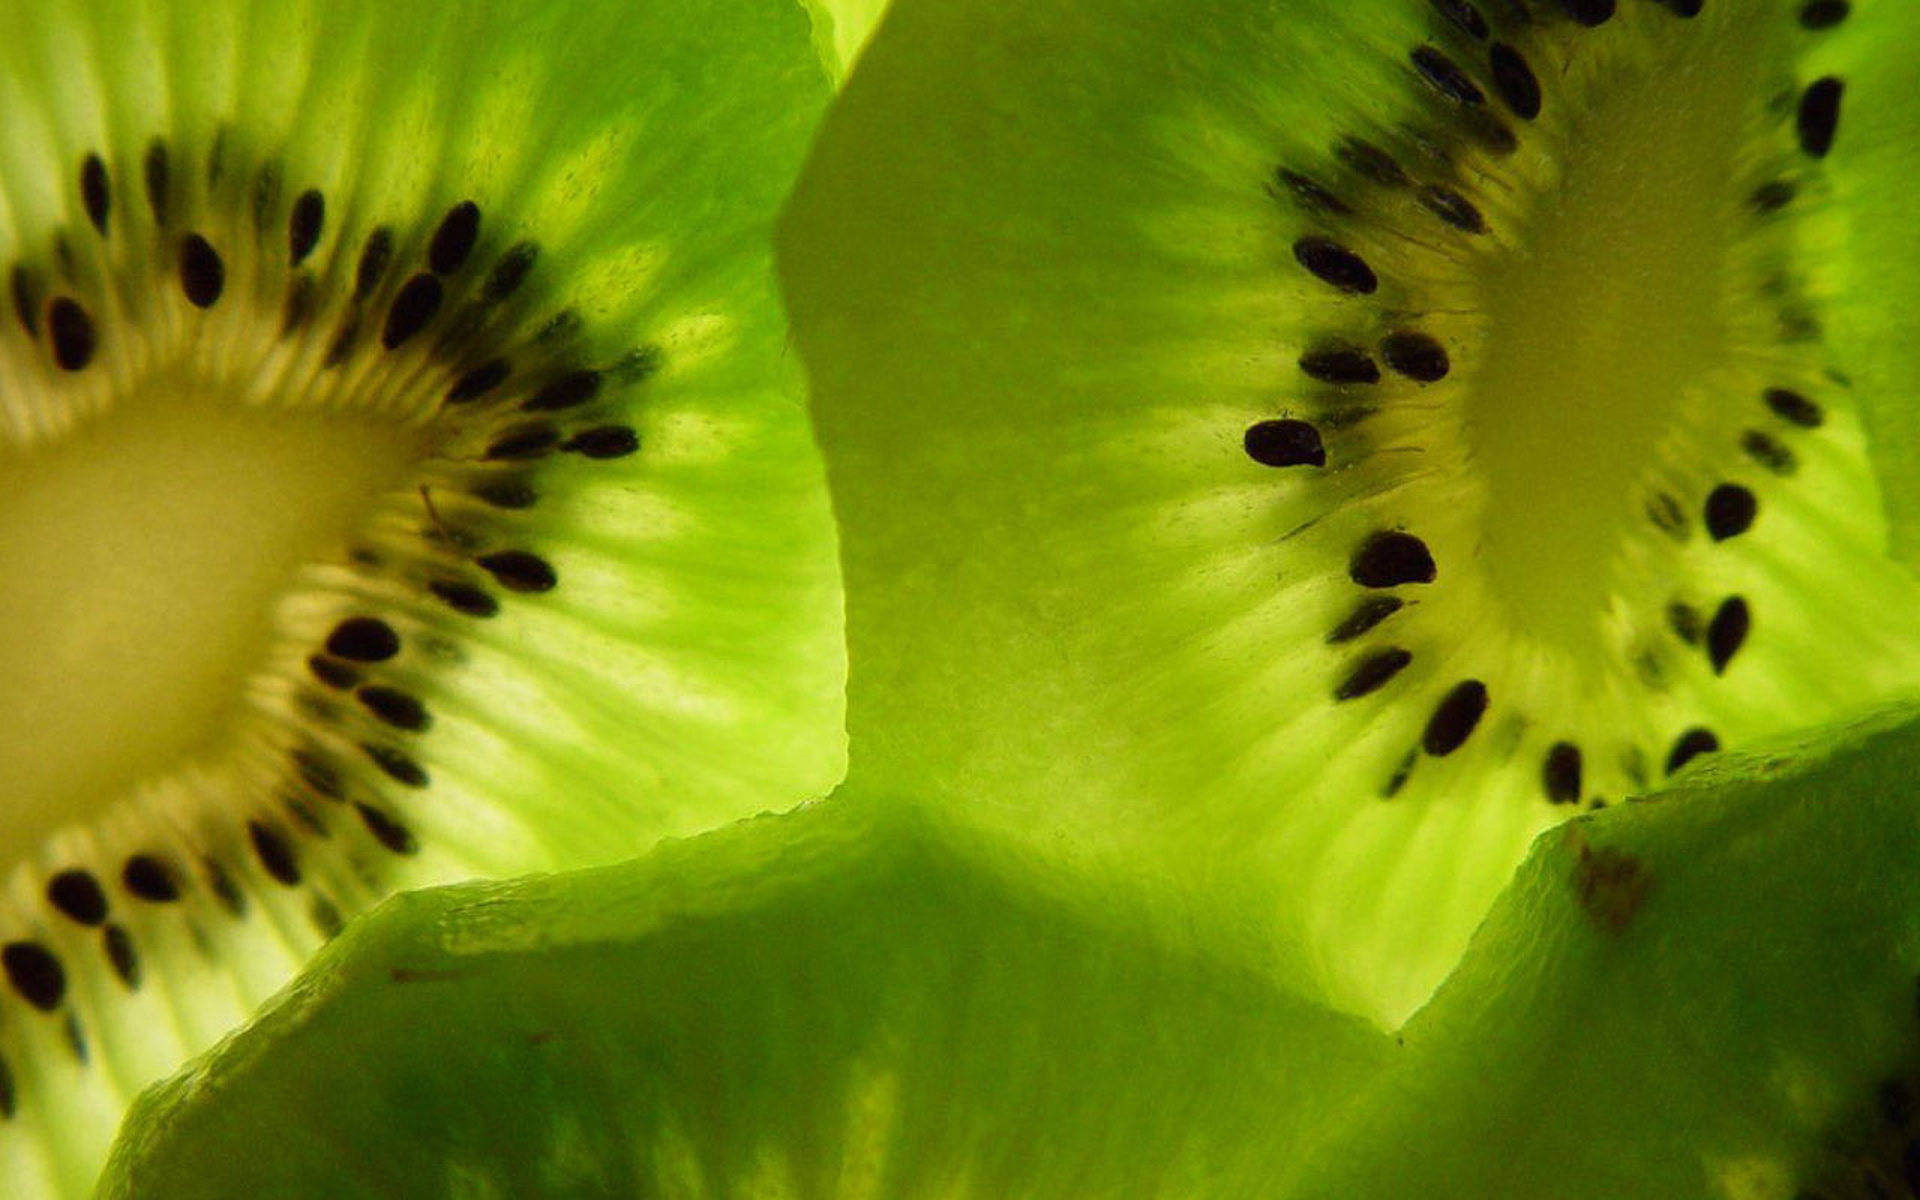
<box><xmin>0</xmin><ymin>0</ymin><xmax>843</xmax><ymax>1191</ymax></box>
<box><xmin>778</xmin><ymin>0</ymin><xmax>1920</xmax><ymax>1023</ymax></box>
<box><xmin>1286</xmin><ymin>704</ymin><xmax>1920</xmax><ymax>1200</ymax></box>
<box><xmin>96</xmin><ymin>796</ymin><xmax>1390</xmax><ymax>1199</ymax></box>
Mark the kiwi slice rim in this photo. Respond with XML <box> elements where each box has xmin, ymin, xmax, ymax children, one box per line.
<box><xmin>776</xmin><ymin>0</ymin><xmax>1920</xmax><ymax>1025</ymax></box>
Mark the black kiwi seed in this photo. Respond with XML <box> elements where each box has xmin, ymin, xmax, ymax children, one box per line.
<box><xmin>2</xmin><ymin>943</ymin><xmax>65</xmax><ymax>1011</ymax></box>
<box><xmin>247</xmin><ymin>822</ymin><xmax>301</xmax><ymax>886</ymax></box>
<box><xmin>46</xmin><ymin>870</ymin><xmax>108</xmax><ymax>926</ymax></box>
<box><xmin>11</xmin><ymin>266</ymin><xmax>38</xmax><ymax>335</ymax></box>
<box><xmin>1750</xmin><ymin>180</ymin><xmax>1796</xmax><ymax>214</ymax></box>
<box><xmin>1704</xmin><ymin>483</ymin><xmax>1758</xmax><ymax>541</ymax></box>
<box><xmin>1647</xmin><ymin>491</ymin><xmax>1689</xmax><ymax>539</ymax></box>
<box><xmin>484</xmin><ymin>240</ymin><xmax>539</xmax><ymax>302</ymax></box>
<box><xmin>1244</xmin><ymin>418</ymin><xmax>1326</xmax><ymax>468</ymax></box>
<box><xmin>1334</xmin><ymin>137</ymin><xmax>1411</xmax><ymax>189</ymax></box>
<box><xmin>1335</xmin><ymin>647</ymin><xmax>1415</xmax><ymax>701</ymax></box>
<box><xmin>427</xmin><ymin>200</ymin><xmax>482</xmax><ymax>275</ymax></box>
<box><xmin>1796</xmin><ymin>77</ymin><xmax>1844</xmax><ymax>158</ymax></box>
<box><xmin>1272</xmin><ymin>169</ymin><xmax>1351</xmax><ymax>217</ymax></box>
<box><xmin>523</xmin><ymin>368</ymin><xmax>604</xmax><ymax>412</ymax></box>
<box><xmin>354</xmin><ymin>225</ymin><xmax>395</xmax><ymax>299</ymax></box>
<box><xmin>1665</xmin><ymin>726</ymin><xmax>1720</xmax><ymax>774</ymax></box>
<box><xmin>1798</xmin><ymin>0</ymin><xmax>1849</xmax><ymax>30</ymax></box>
<box><xmin>476</xmin><ymin>549</ymin><xmax>558</xmax><ymax>593</ymax></box>
<box><xmin>122</xmin><ymin>855</ymin><xmax>181</xmax><ymax>902</ymax></box>
<box><xmin>79</xmin><ymin>154</ymin><xmax>110</xmax><ymax>235</ymax></box>
<box><xmin>288</xmin><ymin>188</ymin><xmax>325</xmax><ymax>266</ymax></box>
<box><xmin>0</xmin><ymin>1056</ymin><xmax>14</xmax><ymax>1117</ymax></box>
<box><xmin>292</xmin><ymin>749</ymin><xmax>342</xmax><ymax>798</ymax></box>
<box><xmin>1380</xmin><ymin>331</ymin><xmax>1450</xmax><ymax>381</ymax></box>
<box><xmin>1488</xmin><ymin>42</ymin><xmax>1542</xmax><ymax>119</ymax></box>
<box><xmin>1350</xmin><ymin>531</ymin><xmax>1438</xmax><ymax>588</ymax></box>
<box><xmin>143</xmin><ymin>139</ymin><xmax>170</xmax><ymax>225</ymax></box>
<box><xmin>362</xmin><ymin>743</ymin><xmax>429</xmax><ymax>788</ymax></box>
<box><xmin>1764</xmin><ymin>385</ymin><xmax>1824</xmax><ymax>428</ymax></box>
<box><xmin>485</xmin><ymin>424</ymin><xmax>561</xmax><ymax>461</ymax></box>
<box><xmin>1422</xmin><ymin>679</ymin><xmax>1489</xmax><ymax>756</ymax></box>
<box><xmin>473</xmin><ymin>480</ymin><xmax>538</xmax><ymax>509</ymax></box>
<box><xmin>103</xmin><ymin>925</ymin><xmax>139</xmax><ymax>989</ymax></box>
<box><xmin>1429</xmin><ymin>0</ymin><xmax>1490</xmax><ymax>39</ymax></box>
<box><xmin>1328</xmin><ymin>596</ymin><xmax>1403</xmax><ymax>644</ymax></box>
<box><xmin>1542</xmin><ymin>741</ymin><xmax>1583</xmax><ymax>803</ymax></box>
<box><xmin>1417</xmin><ymin>185</ymin><xmax>1488</xmax><ymax>235</ymax></box>
<box><xmin>1706</xmin><ymin>596</ymin><xmax>1750</xmax><ymax>674</ymax></box>
<box><xmin>203</xmin><ymin>859</ymin><xmax>246</xmax><ymax>916</ymax></box>
<box><xmin>356</xmin><ymin>686</ymin><xmax>430</xmax><ymax>732</ymax></box>
<box><xmin>1559</xmin><ymin>0</ymin><xmax>1615</xmax><ymax>25</ymax></box>
<box><xmin>563</xmin><ymin>426</ymin><xmax>641</xmax><ymax>459</ymax></box>
<box><xmin>1667</xmin><ymin>601</ymin><xmax>1705</xmax><ymax>645</ymax></box>
<box><xmin>1741</xmin><ymin>429</ymin><xmax>1796</xmax><ymax>475</ymax></box>
<box><xmin>447</xmin><ymin>358</ymin><xmax>512</xmax><ymax>404</ymax></box>
<box><xmin>282</xmin><ymin>274</ymin><xmax>316</xmax><ymax>334</ymax></box>
<box><xmin>179</xmin><ymin>234</ymin><xmax>225</xmax><ymax>308</ymax></box>
<box><xmin>1299</xmin><ymin>346</ymin><xmax>1381</xmax><ymax>384</ymax></box>
<box><xmin>381</xmin><ymin>272</ymin><xmax>443</xmax><ymax>349</ymax></box>
<box><xmin>326</xmin><ymin>616</ymin><xmax>401</xmax><ymax>663</ymax></box>
<box><xmin>47</xmin><ymin>297</ymin><xmax>95</xmax><ymax>371</ymax></box>
<box><xmin>306</xmin><ymin>654</ymin><xmax>359</xmax><ymax>690</ymax></box>
<box><xmin>1410</xmin><ymin>45</ymin><xmax>1486</xmax><ymax>106</ymax></box>
<box><xmin>1293</xmin><ymin>236</ymin><xmax>1379</xmax><ymax>295</ymax></box>
<box><xmin>429</xmin><ymin>579</ymin><xmax>500</xmax><ymax>618</ymax></box>
<box><xmin>356</xmin><ymin>804</ymin><xmax>419</xmax><ymax>856</ymax></box>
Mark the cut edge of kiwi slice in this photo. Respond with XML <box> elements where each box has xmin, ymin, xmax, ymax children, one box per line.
<box><xmin>97</xmin><ymin>790</ymin><xmax>1391</xmax><ymax>1199</ymax></box>
<box><xmin>0</xmin><ymin>0</ymin><xmax>845</xmax><ymax>1191</ymax></box>
<box><xmin>1288</xmin><ymin>698</ymin><xmax>1920</xmax><ymax>1199</ymax></box>
<box><xmin>778</xmin><ymin>0</ymin><xmax>1920</xmax><ymax>1024</ymax></box>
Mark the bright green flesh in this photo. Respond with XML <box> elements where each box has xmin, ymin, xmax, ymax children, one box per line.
<box><xmin>96</xmin><ymin>796</ymin><xmax>1388</xmax><ymax>1200</ymax></box>
<box><xmin>778</xmin><ymin>0</ymin><xmax>1920</xmax><ymax>1024</ymax></box>
<box><xmin>0</xmin><ymin>0</ymin><xmax>842</xmax><ymax>1194</ymax></box>
<box><xmin>1825</xmin><ymin>1</ymin><xmax>1920</xmax><ymax>564</ymax></box>
<box><xmin>1289</xmin><ymin>704</ymin><xmax>1920</xmax><ymax>1199</ymax></box>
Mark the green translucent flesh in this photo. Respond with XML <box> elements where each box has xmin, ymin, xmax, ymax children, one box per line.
<box><xmin>1825</xmin><ymin>1</ymin><xmax>1920</xmax><ymax>564</ymax></box>
<box><xmin>97</xmin><ymin>794</ymin><xmax>1389</xmax><ymax>1200</ymax></box>
<box><xmin>778</xmin><ymin>0</ymin><xmax>1920</xmax><ymax>1024</ymax></box>
<box><xmin>801</xmin><ymin>0</ymin><xmax>892</xmax><ymax>78</ymax></box>
<box><xmin>1288</xmin><ymin>705</ymin><xmax>1920</xmax><ymax>1200</ymax></box>
<box><xmin>0</xmin><ymin>0</ymin><xmax>841</xmax><ymax>1193</ymax></box>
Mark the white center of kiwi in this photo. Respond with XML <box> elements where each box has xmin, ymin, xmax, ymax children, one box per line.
<box><xmin>0</xmin><ymin>380</ymin><xmax>426</xmax><ymax>849</ymax></box>
<box><xmin>1464</xmin><ymin>24</ymin><xmax>1765</xmax><ymax>659</ymax></box>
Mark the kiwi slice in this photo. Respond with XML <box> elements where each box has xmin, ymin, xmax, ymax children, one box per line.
<box><xmin>778</xmin><ymin>0</ymin><xmax>1920</xmax><ymax>1022</ymax></box>
<box><xmin>95</xmin><ymin>796</ymin><xmax>1389</xmax><ymax>1199</ymax></box>
<box><xmin>0</xmin><ymin>0</ymin><xmax>841</xmax><ymax>1189</ymax></box>
<box><xmin>1285</xmin><ymin>703</ymin><xmax>1920</xmax><ymax>1199</ymax></box>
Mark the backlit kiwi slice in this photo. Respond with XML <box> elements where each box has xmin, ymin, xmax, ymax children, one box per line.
<box><xmin>95</xmin><ymin>797</ymin><xmax>1389</xmax><ymax>1199</ymax></box>
<box><xmin>779</xmin><ymin>0</ymin><xmax>1920</xmax><ymax>1022</ymax></box>
<box><xmin>0</xmin><ymin>0</ymin><xmax>841</xmax><ymax>1191</ymax></box>
<box><xmin>1288</xmin><ymin>703</ymin><xmax>1920</xmax><ymax>1199</ymax></box>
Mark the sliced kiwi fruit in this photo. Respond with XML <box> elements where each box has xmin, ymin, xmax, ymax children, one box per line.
<box><xmin>778</xmin><ymin>0</ymin><xmax>1920</xmax><ymax>1023</ymax></box>
<box><xmin>94</xmin><ymin>795</ymin><xmax>1389</xmax><ymax>1199</ymax></box>
<box><xmin>0</xmin><ymin>0</ymin><xmax>843</xmax><ymax>1190</ymax></box>
<box><xmin>1285</xmin><ymin>703</ymin><xmax>1920</xmax><ymax>1199</ymax></box>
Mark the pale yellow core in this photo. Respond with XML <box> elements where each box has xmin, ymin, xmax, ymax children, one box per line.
<box><xmin>1466</xmin><ymin>22</ymin><xmax>1765</xmax><ymax>661</ymax></box>
<box><xmin>0</xmin><ymin>380</ymin><xmax>426</xmax><ymax>851</ymax></box>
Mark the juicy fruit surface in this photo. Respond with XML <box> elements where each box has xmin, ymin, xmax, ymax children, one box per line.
<box><xmin>0</xmin><ymin>0</ymin><xmax>842</xmax><ymax>1193</ymax></box>
<box><xmin>778</xmin><ymin>0</ymin><xmax>1920</xmax><ymax>1022</ymax></box>
<box><xmin>97</xmin><ymin>799</ymin><xmax>1389</xmax><ymax>1199</ymax></box>
<box><xmin>1290</xmin><ymin>706</ymin><xmax>1920</xmax><ymax>1200</ymax></box>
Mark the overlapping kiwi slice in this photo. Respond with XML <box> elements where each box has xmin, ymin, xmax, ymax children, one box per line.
<box><xmin>0</xmin><ymin>0</ymin><xmax>844</xmax><ymax>1191</ymax></box>
<box><xmin>779</xmin><ymin>0</ymin><xmax>1920</xmax><ymax>1022</ymax></box>
<box><xmin>96</xmin><ymin>797</ymin><xmax>1390</xmax><ymax>1199</ymax></box>
<box><xmin>95</xmin><ymin>708</ymin><xmax>1920</xmax><ymax>1199</ymax></box>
